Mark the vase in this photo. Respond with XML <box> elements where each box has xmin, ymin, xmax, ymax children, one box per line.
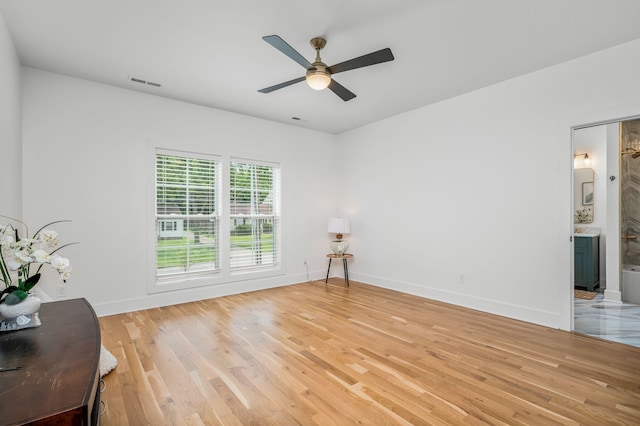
<box><xmin>0</xmin><ymin>294</ymin><xmax>42</xmax><ymax>319</ymax></box>
<box><xmin>330</xmin><ymin>240</ymin><xmax>349</xmax><ymax>256</ymax></box>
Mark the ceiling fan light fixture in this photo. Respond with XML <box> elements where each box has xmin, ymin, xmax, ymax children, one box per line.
<box><xmin>306</xmin><ymin>66</ymin><xmax>331</xmax><ymax>90</ymax></box>
<box><xmin>259</xmin><ymin>35</ymin><xmax>394</xmax><ymax>101</ymax></box>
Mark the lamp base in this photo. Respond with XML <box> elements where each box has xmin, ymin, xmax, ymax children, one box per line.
<box><xmin>330</xmin><ymin>240</ymin><xmax>349</xmax><ymax>256</ymax></box>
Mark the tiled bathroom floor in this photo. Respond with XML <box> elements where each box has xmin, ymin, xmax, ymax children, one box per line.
<box><xmin>574</xmin><ymin>293</ymin><xmax>640</xmax><ymax>347</ymax></box>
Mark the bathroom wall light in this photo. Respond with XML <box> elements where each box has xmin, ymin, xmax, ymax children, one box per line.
<box><xmin>574</xmin><ymin>153</ymin><xmax>591</xmax><ymax>168</ymax></box>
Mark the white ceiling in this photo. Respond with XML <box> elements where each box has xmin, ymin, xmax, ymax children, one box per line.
<box><xmin>2</xmin><ymin>0</ymin><xmax>640</xmax><ymax>134</ymax></box>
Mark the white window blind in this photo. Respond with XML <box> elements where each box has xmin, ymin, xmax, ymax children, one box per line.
<box><xmin>229</xmin><ymin>160</ymin><xmax>280</xmax><ymax>272</ymax></box>
<box><xmin>155</xmin><ymin>152</ymin><xmax>220</xmax><ymax>279</ymax></box>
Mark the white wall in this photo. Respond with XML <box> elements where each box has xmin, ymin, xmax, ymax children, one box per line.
<box><xmin>338</xmin><ymin>38</ymin><xmax>640</xmax><ymax>330</ymax></box>
<box><xmin>0</xmin><ymin>11</ymin><xmax>21</xmax><ymax>219</ymax></box>
<box><xmin>21</xmin><ymin>68</ymin><xmax>337</xmax><ymax>316</ymax></box>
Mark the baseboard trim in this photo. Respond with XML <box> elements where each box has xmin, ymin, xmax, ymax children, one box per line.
<box><xmin>604</xmin><ymin>289</ymin><xmax>622</xmax><ymax>302</ymax></box>
<box><xmin>350</xmin><ymin>272</ymin><xmax>561</xmax><ymax>329</ymax></box>
<box><xmin>88</xmin><ymin>270</ymin><xmax>561</xmax><ymax>329</ymax></box>
<box><xmin>91</xmin><ymin>273</ymin><xmax>311</xmax><ymax>317</ymax></box>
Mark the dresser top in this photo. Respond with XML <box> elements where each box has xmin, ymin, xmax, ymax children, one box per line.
<box><xmin>0</xmin><ymin>298</ymin><xmax>101</xmax><ymax>425</ymax></box>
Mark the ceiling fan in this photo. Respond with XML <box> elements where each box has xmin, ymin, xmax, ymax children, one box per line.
<box><xmin>258</xmin><ymin>35</ymin><xmax>394</xmax><ymax>101</ymax></box>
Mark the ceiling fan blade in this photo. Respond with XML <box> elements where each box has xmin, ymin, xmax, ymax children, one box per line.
<box><xmin>262</xmin><ymin>35</ymin><xmax>312</xmax><ymax>70</ymax></box>
<box><xmin>327</xmin><ymin>48</ymin><xmax>394</xmax><ymax>75</ymax></box>
<box><xmin>328</xmin><ymin>79</ymin><xmax>356</xmax><ymax>102</ymax></box>
<box><xmin>258</xmin><ymin>76</ymin><xmax>306</xmax><ymax>93</ymax></box>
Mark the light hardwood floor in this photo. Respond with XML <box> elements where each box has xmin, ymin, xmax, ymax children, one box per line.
<box><xmin>98</xmin><ymin>280</ymin><xmax>640</xmax><ymax>425</ymax></box>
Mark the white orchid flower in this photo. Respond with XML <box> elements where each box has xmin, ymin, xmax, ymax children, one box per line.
<box><xmin>51</xmin><ymin>255</ymin><xmax>72</xmax><ymax>282</ymax></box>
<box><xmin>6</xmin><ymin>258</ymin><xmax>21</xmax><ymax>271</ymax></box>
<box><xmin>16</xmin><ymin>250</ymin><xmax>34</xmax><ymax>264</ymax></box>
<box><xmin>16</xmin><ymin>238</ymin><xmax>34</xmax><ymax>248</ymax></box>
<box><xmin>38</xmin><ymin>230</ymin><xmax>59</xmax><ymax>248</ymax></box>
<box><xmin>51</xmin><ymin>255</ymin><xmax>71</xmax><ymax>273</ymax></box>
<box><xmin>33</xmin><ymin>249</ymin><xmax>51</xmax><ymax>263</ymax></box>
<box><xmin>0</xmin><ymin>234</ymin><xmax>14</xmax><ymax>246</ymax></box>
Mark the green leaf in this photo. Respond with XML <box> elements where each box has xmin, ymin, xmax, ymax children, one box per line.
<box><xmin>0</xmin><ymin>286</ymin><xmax>19</xmax><ymax>304</ymax></box>
<box><xmin>5</xmin><ymin>290</ymin><xmax>28</xmax><ymax>305</ymax></box>
<box><xmin>22</xmin><ymin>273</ymin><xmax>41</xmax><ymax>292</ymax></box>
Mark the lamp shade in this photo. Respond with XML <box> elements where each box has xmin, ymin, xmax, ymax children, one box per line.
<box><xmin>327</xmin><ymin>217</ymin><xmax>351</xmax><ymax>235</ymax></box>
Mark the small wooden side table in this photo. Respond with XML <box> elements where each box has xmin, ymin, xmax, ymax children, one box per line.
<box><xmin>325</xmin><ymin>253</ymin><xmax>353</xmax><ymax>286</ymax></box>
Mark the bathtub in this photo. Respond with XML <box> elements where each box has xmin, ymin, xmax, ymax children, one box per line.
<box><xmin>622</xmin><ymin>265</ymin><xmax>640</xmax><ymax>304</ymax></box>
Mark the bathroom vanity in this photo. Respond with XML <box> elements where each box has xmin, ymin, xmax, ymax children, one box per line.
<box><xmin>574</xmin><ymin>234</ymin><xmax>600</xmax><ymax>291</ymax></box>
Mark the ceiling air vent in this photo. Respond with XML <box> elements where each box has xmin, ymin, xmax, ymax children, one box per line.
<box><xmin>128</xmin><ymin>76</ymin><xmax>162</xmax><ymax>88</ymax></box>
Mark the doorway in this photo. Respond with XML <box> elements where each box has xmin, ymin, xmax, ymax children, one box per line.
<box><xmin>572</xmin><ymin>117</ymin><xmax>640</xmax><ymax>347</ymax></box>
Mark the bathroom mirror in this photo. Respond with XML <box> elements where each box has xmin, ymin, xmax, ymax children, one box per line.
<box><xmin>574</xmin><ymin>168</ymin><xmax>594</xmax><ymax>224</ymax></box>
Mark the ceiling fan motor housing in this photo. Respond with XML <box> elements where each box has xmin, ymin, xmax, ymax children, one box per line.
<box><xmin>310</xmin><ymin>37</ymin><xmax>326</xmax><ymax>50</ymax></box>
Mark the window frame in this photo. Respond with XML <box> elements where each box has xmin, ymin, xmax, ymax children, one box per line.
<box><xmin>148</xmin><ymin>146</ymin><xmax>283</xmax><ymax>294</ymax></box>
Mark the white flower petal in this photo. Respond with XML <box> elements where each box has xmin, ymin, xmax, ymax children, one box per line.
<box><xmin>33</xmin><ymin>249</ymin><xmax>51</xmax><ymax>263</ymax></box>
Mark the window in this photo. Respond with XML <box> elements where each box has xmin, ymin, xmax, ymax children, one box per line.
<box><xmin>230</xmin><ymin>160</ymin><xmax>280</xmax><ymax>272</ymax></box>
<box><xmin>160</xmin><ymin>221</ymin><xmax>177</xmax><ymax>232</ymax></box>
<box><xmin>155</xmin><ymin>151</ymin><xmax>220</xmax><ymax>280</ymax></box>
<box><xmin>152</xmin><ymin>150</ymin><xmax>281</xmax><ymax>291</ymax></box>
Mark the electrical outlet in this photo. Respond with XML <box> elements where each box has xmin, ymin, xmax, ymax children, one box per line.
<box><xmin>458</xmin><ymin>273</ymin><xmax>466</xmax><ymax>284</ymax></box>
<box><xmin>56</xmin><ymin>285</ymin><xmax>67</xmax><ymax>298</ymax></box>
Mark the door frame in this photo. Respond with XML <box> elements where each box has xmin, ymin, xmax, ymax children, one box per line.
<box><xmin>570</xmin><ymin>114</ymin><xmax>640</xmax><ymax>331</ymax></box>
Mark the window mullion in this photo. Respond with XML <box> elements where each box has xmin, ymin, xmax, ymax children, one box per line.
<box><xmin>185</xmin><ymin>160</ymin><xmax>190</xmax><ymax>271</ymax></box>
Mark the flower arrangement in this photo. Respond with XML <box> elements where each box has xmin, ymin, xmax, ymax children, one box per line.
<box><xmin>0</xmin><ymin>215</ymin><xmax>74</xmax><ymax>305</ymax></box>
<box><xmin>574</xmin><ymin>207</ymin><xmax>593</xmax><ymax>224</ymax></box>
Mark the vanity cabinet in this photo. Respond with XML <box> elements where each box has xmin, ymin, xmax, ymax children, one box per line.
<box><xmin>574</xmin><ymin>234</ymin><xmax>600</xmax><ymax>291</ymax></box>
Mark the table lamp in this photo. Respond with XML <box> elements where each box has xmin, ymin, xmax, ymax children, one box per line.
<box><xmin>327</xmin><ymin>217</ymin><xmax>351</xmax><ymax>255</ymax></box>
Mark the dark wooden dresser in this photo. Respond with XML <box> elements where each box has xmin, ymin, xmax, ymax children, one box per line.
<box><xmin>0</xmin><ymin>298</ymin><xmax>101</xmax><ymax>425</ymax></box>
